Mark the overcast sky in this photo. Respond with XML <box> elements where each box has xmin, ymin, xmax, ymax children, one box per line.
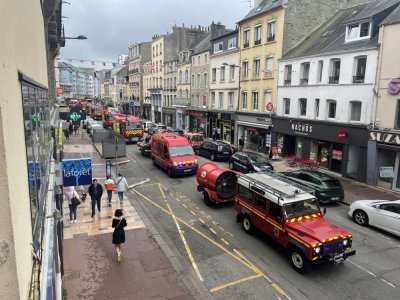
<box><xmin>60</xmin><ymin>0</ymin><xmax>251</xmax><ymax>68</ymax></box>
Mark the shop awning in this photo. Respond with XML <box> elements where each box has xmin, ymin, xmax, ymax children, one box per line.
<box><xmin>236</xmin><ymin>121</ymin><xmax>271</xmax><ymax>130</ymax></box>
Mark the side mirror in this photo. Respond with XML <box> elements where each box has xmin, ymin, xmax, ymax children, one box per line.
<box><xmin>277</xmin><ymin>216</ymin><xmax>283</xmax><ymax>225</ymax></box>
<box><xmin>323</xmin><ymin>208</ymin><xmax>327</xmax><ymax>215</ymax></box>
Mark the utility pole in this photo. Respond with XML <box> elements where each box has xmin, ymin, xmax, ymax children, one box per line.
<box><xmin>115</xmin><ymin>134</ymin><xmax>118</xmax><ymax>175</ymax></box>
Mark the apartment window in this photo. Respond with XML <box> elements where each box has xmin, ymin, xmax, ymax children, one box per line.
<box><xmin>317</xmin><ymin>60</ymin><xmax>323</xmax><ymax>83</ymax></box>
<box><xmin>284</xmin><ymin>64</ymin><xmax>292</xmax><ymax>85</ymax></box>
<box><xmin>212</xmin><ymin>68</ymin><xmax>216</xmax><ymax>83</ymax></box>
<box><xmin>254</xmin><ymin>25</ymin><xmax>262</xmax><ymax>45</ymax></box>
<box><xmin>242</xmin><ymin>60</ymin><xmax>249</xmax><ymax>79</ymax></box>
<box><xmin>203</xmin><ymin>73</ymin><xmax>207</xmax><ymax>87</ymax></box>
<box><xmin>214</xmin><ymin>41</ymin><xmax>223</xmax><ymax>53</ymax></box>
<box><xmin>299</xmin><ymin>98</ymin><xmax>307</xmax><ymax>116</ymax></box>
<box><xmin>191</xmin><ymin>74</ymin><xmax>195</xmax><ymax>87</ymax></box>
<box><xmin>220</xmin><ymin>66</ymin><xmax>226</xmax><ymax>82</ymax></box>
<box><xmin>283</xmin><ymin>98</ymin><xmax>290</xmax><ymax>115</ymax></box>
<box><xmin>252</xmin><ymin>91</ymin><xmax>259</xmax><ymax>110</ymax></box>
<box><xmin>228</xmin><ymin>92</ymin><xmax>234</xmax><ymax>109</ymax></box>
<box><xmin>243</xmin><ymin>29</ymin><xmax>250</xmax><ymax>48</ymax></box>
<box><xmin>264</xmin><ymin>91</ymin><xmax>272</xmax><ymax>112</ymax></box>
<box><xmin>253</xmin><ymin>59</ymin><xmax>260</xmax><ymax>78</ymax></box>
<box><xmin>179</xmin><ymin>71</ymin><xmax>183</xmax><ymax>84</ymax></box>
<box><xmin>228</xmin><ymin>36</ymin><xmax>237</xmax><ymax>49</ymax></box>
<box><xmin>197</xmin><ymin>74</ymin><xmax>201</xmax><ymax>88</ymax></box>
<box><xmin>242</xmin><ymin>92</ymin><xmax>248</xmax><ymax>109</ymax></box>
<box><xmin>300</xmin><ymin>62</ymin><xmax>310</xmax><ymax>85</ymax></box>
<box><xmin>346</xmin><ymin>22</ymin><xmax>371</xmax><ymax>42</ymax></box>
<box><xmin>327</xmin><ymin>100</ymin><xmax>337</xmax><ymax>119</ymax></box>
<box><xmin>185</xmin><ymin>70</ymin><xmax>188</xmax><ymax>83</ymax></box>
<box><xmin>265</xmin><ymin>57</ymin><xmax>273</xmax><ymax>77</ymax></box>
<box><xmin>315</xmin><ymin>98</ymin><xmax>320</xmax><ymax>118</ymax></box>
<box><xmin>350</xmin><ymin>101</ymin><xmax>362</xmax><ymax>121</ymax></box>
<box><xmin>219</xmin><ymin>92</ymin><xmax>224</xmax><ymax>108</ymax></box>
<box><xmin>229</xmin><ymin>65</ymin><xmax>235</xmax><ymax>81</ymax></box>
<box><xmin>353</xmin><ymin>56</ymin><xmax>367</xmax><ymax>83</ymax></box>
<box><xmin>329</xmin><ymin>59</ymin><xmax>340</xmax><ymax>84</ymax></box>
<box><xmin>267</xmin><ymin>20</ymin><xmax>276</xmax><ymax>42</ymax></box>
<box><xmin>211</xmin><ymin>92</ymin><xmax>216</xmax><ymax>108</ymax></box>
<box><xmin>198</xmin><ymin>56</ymin><xmax>200</xmax><ymax>65</ymax></box>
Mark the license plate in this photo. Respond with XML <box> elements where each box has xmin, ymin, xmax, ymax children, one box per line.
<box><xmin>184</xmin><ymin>169</ymin><xmax>192</xmax><ymax>172</ymax></box>
<box><xmin>131</xmin><ymin>137</ymin><xmax>139</xmax><ymax>141</ymax></box>
<box><xmin>331</xmin><ymin>197</ymin><xmax>339</xmax><ymax>200</ymax></box>
<box><xmin>223</xmin><ymin>152</ymin><xmax>229</xmax><ymax>154</ymax></box>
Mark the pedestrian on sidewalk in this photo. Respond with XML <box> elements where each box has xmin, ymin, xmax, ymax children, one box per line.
<box><xmin>68</xmin><ymin>121</ymin><xmax>73</xmax><ymax>135</ymax></box>
<box><xmin>104</xmin><ymin>176</ymin><xmax>114</xmax><ymax>206</ymax></box>
<box><xmin>88</xmin><ymin>179</ymin><xmax>103</xmax><ymax>217</ymax></box>
<box><xmin>65</xmin><ymin>186</ymin><xmax>80</xmax><ymax>223</ymax></box>
<box><xmin>112</xmin><ymin>209</ymin><xmax>127</xmax><ymax>262</ymax></box>
<box><xmin>64</xmin><ymin>128</ymin><xmax>70</xmax><ymax>142</ymax></box>
<box><xmin>115</xmin><ymin>173</ymin><xmax>128</xmax><ymax>204</ymax></box>
<box><xmin>239</xmin><ymin>136</ymin><xmax>244</xmax><ymax>152</ymax></box>
<box><xmin>73</xmin><ymin>124</ymin><xmax>79</xmax><ymax>135</ymax></box>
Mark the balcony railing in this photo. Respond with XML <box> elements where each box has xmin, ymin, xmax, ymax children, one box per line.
<box><xmin>329</xmin><ymin>76</ymin><xmax>339</xmax><ymax>84</ymax></box>
<box><xmin>243</xmin><ymin>42</ymin><xmax>249</xmax><ymax>48</ymax></box>
<box><xmin>254</xmin><ymin>39</ymin><xmax>261</xmax><ymax>45</ymax></box>
<box><xmin>267</xmin><ymin>35</ymin><xmax>275</xmax><ymax>42</ymax></box>
<box><xmin>300</xmin><ymin>78</ymin><xmax>309</xmax><ymax>85</ymax></box>
<box><xmin>353</xmin><ymin>75</ymin><xmax>365</xmax><ymax>83</ymax></box>
<box><xmin>284</xmin><ymin>79</ymin><xmax>291</xmax><ymax>85</ymax></box>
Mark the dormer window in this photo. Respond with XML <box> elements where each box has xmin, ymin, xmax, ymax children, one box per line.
<box><xmin>346</xmin><ymin>21</ymin><xmax>371</xmax><ymax>42</ymax></box>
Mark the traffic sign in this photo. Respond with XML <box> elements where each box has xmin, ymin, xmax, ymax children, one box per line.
<box><xmin>266</xmin><ymin>102</ymin><xmax>273</xmax><ymax>112</ymax></box>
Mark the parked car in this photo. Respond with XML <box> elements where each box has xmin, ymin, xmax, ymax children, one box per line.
<box><xmin>148</xmin><ymin>123</ymin><xmax>167</xmax><ymax>135</ymax></box>
<box><xmin>280</xmin><ymin>170</ymin><xmax>344</xmax><ymax>204</ymax></box>
<box><xmin>197</xmin><ymin>140</ymin><xmax>232</xmax><ymax>161</ymax></box>
<box><xmin>141</xmin><ymin>120</ymin><xmax>155</xmax><ymax>132</ymax></box>
<box><xmin>348</xmin><ymin>200</ymin><xmax>400</xmax><ymax>237</ymax></box>
<box><xmin>228</xmin><ymin>152</ymin><xmax>274</xmax><ymax>173</ymax></box>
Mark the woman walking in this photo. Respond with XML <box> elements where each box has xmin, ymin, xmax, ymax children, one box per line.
<box><xmin>65</xmin><ymin>186</ymin><xmax>79</xmax><ymax>223</ymax></box>
<box><xmin>112</xmin><ymin>209</ymin><xmax>127</xmax><ymax>262</ymax></box>
<box><xmin>115</xmin><ymin>173</ymin><xmax>128</xmax><ymax>204</ymax></box>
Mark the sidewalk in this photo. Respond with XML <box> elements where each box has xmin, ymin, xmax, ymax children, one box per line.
<box><xmin>270</xmin><ymin>158</ymin><xmax>399</xmax><ymax>205</ymax></box>
<box><xmin>61</xmin><ymin>130</ymin><xmax>200</xmax><ymax>300</ymax></box>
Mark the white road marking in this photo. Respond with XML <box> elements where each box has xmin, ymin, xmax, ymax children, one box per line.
<box><xmin>377</xmin><ymin>233</ymin><xmax>393</xmax><ymax>241</ymax></box>
<box><xmin>348</xmin><ymin>259</ymin><xmax>396</xmax><ymax>287</ymax></box>
<box><xmin>381</xmin><ymin>279</ymin><xmax>396</xmax><ymax>288</ymax></box>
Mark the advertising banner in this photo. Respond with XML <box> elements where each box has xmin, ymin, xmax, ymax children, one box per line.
<box><xmin>62</xmin><ymin>158</ymin><xmax>92</xmax><ymax>187</ymax></box>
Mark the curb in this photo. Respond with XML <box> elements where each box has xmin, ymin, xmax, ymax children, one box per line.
<box><xmin>128</xmin><ymin>179</ymin><xmax>150</xmax><ymax>189</ymax></box>
<box><xmin>111</xmin><ymin>159</ymin><xmax>131</xmax><ymax>166</ymax></box>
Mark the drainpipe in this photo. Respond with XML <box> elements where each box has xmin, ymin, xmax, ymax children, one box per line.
<box><xmin>372</xmin><ymin>25</ymin><xmax>384</xmax><ymax>127</ymax></box>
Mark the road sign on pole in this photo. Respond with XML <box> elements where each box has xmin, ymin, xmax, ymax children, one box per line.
<box><xmin>266</xmin><ymin>102</ymin><xmax>273</xmax><ymax>112</ymax></box>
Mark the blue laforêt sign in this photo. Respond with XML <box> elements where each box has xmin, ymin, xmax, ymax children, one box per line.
<box><xmin>62</xmin><ymin>158</ymin><xmax>92</xmax><ymax>187</ymax></box>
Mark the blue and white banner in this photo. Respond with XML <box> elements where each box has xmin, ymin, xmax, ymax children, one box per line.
<box><xmin>62</xmin><ymin>158</ymin><xmax>92</xmax><ymax>187</ymax></box>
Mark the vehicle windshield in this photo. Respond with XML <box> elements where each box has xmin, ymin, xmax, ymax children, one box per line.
<box><xmin>169</xmin><ymin>145</ymin><xmax>194</xmax><ymax>157</ymax></box>
<box><xmin>191</xmin><ymin>135</ymin><xmax>204</xmax><ymax>142</ymax></box>
<box><xmin>247</xmin><ymin>153</ymin><xmax>267</xmax><ymax>164</ymax></box>
<box><xmin>126</xmin><ymin>123</ymin><xmax>142</xmax><ymax>129</ymax></box>
<box><xmin>283</xmin><ymin>198</ymin><xmax>320</xmax><ymax>218</ymax></box>
<box><xmin>158</xmin><ymin>125</ymin><xmax>167</xmax><ymax>129</ymax></box>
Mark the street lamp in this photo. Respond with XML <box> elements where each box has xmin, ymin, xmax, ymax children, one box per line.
<box><xmin>64</xmin><ymin>35</ymin><xmax>87</xmax><ymax>40</ymax></box>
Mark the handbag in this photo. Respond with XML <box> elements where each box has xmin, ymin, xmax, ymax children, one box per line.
<box><xmin>71</xmin><ymin>196</ymin><xmax>81</xmax><ymax>206</ymax></box>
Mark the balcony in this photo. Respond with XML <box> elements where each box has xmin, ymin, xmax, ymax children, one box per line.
<box><xmin>353</xmin><ymin>75</ymin><xmax>365</xmax><ymax>83</ymax></box>
<box><xmin>284</xmin><ymin>79</ymin><xmax>291</xmax><ymax>85</ymax></box>
<box><xmin>329</xmin><ymin>76</ymin><xmax>339</xmax><ymax>84</ymax></box>
<box><xmin>300</xmin><ymin>78</ymin><xmax>309</xmax><ymax>85</ymax></box>
<box><xmin>243</xmin><ymin>42</ymin><xmax>249</xmax><ymax>48</ymax></box>
<box><xmin>254</xmin><ymin>39</ymin><xmax>261</xmax><ymax>45</ymax></box>
<box><xmin>173</xmin><ymin>98</ymin><xmax>190</xmax><ymax>106</ymax></box>
<box><xmin>267</xmin><ymin>35</ymin><xmax>275</xmax><ymax>42</ymax></box>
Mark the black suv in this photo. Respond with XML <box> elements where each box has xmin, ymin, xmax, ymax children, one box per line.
<box><xmin>228</xmin><ymin>152</ymin><xmax>274</xmax><ymax>173</ymax></box>
<box><xmin>197</xmin><ymin>140</ymin><xmax>232</xmax><ymax>161</ymax></box>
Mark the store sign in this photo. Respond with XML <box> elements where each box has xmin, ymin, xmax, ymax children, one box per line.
<box><xmin>336</xmin><ymin>129</ymin><xmax>348</xmax><ymax>142</ymax></box>
<box><xmin>380</xmin><ymin>166</ymin><xmax>394</xmax><ymax>178</ymax></box>
<box><xmin>369</xmin><ymin>131</ymin><xmax>400</xmax><ymax>145</ymax></box>
<box><xmin>62</xmin><ymin>158</ymin><xmax>92</xmax><ymax>187</ymax></box>
<box><xmin>256</xmin><ymin>117</ymin><xmax>272</xmax><ymax>124</ymax></box>
<box><xmin>291</xmin><ymin>122</ymin><xmax>313</xmax><ymax>135</ymax></box>
<box><xmin>184</xmin><ymin>110</ymin><xmax>204</xmax><ymax>118</ymax></box>
<box><xmin>388</xmin><ymin>78</ymin><xmax>400</xmax><ymax>95</ymax></box>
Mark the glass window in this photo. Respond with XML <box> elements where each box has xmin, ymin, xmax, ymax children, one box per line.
<box><xmin>353</xmin><ymin>56</ymin><xmax>367</xmax><ymax>83</ymax></box>
<box><xmin>265</xmin><ymin>57</ymin><xmax>273</xmax><ymax>77</ymax></box>
<box><xmin>252</xmin><ymin>91</ymin><xmax>259</xmax><ymax>110</ymax></box>
<box><xmin>284</xmin><ymin>98</ymin><xmax>290</xmax><ymax>115</ymax></box>
<box><xmin>242</xmin><ymin>60</ymin><xmax>249</xmax><ymax>78</ymax></box>
<box><xmin>299</xmin><ymin>98</ymin><xmax>307</xmax><ymax>116</ymax></box>
<box><xmin>300</xmin><ymin>62</ymin><xmax>310</xmax><ymax>85</ymax></box>
<box><xmin>327</xmin><ymin>100</ymin><xmax>337</xmax><ymax>119</ymax></box>
<box><xmin>242</xmin><ymin>92</ymin><xmax>247</xmax><ymax>110</ymax></box>
<box><xmin>317</xmin><ymin>60</ymin><xmax>323</xmax><ymax>83</ymax></box>
<box><xmin>315</xmin><ymin>98</ymin><xmax>320</xmax><ymax>118</ymax></box>
<box><xmin>214</xmin><ymin>41</ymin><xmax>223</xmax><ymax>53</ymax></box>
<box><xmin>255</xmin><ymin>25</ymin><xmax>262</xmax><ymax>45</ymax></box>
<box><xmin>238</xmin><ymin>185</ymin><xmax>253</xmax><ymax>203</ymax></box>
<box><xmin>255</xmin><ymin>194</ymin><xmax>267</xmax><ymax>210</ymax></box>
<box><xmin>212</xmin><ymin>68</ymin><xmax>216</xmax><ymax>83</ymax></box>
<box><xmin>228</xmin><ymin>92</ymin><xmax>234</xmax><ymax>109</ymax></box>
<box><xmin>220</xmin><ymin>66</ymin><xmax>225</xmax><ymax>82</ymax></box>
<box><xmin>329</xmin><ymin>59</ymin><xmax>341</xmax><ymax>84</ymax></box>
<box><xmin>253</xmin><ymin>59</ymin><xmax>260</xmax><ymax>78</ymax></box>
<box><xmin>229</xmin><ymin>65</ymin><xmax>235</xmax><ymax>81</ymax></box>
<box><xmin>243</xmin><ymin>29</ymin><xmax>250</xmax><ymax>47</ymax></box>
<box><xmin>211</xmin><ymin>92</ymin><xmax>216</xmax><ymax>108</ymax></box>
<box><xmin>284</xmin><ymin>65</ymin><xmax>292</xmax><ymax>85</ymax></box>
<box><xmin>346</xmin><ymin>22</ymin><xmax>371</xmax><ymax>42</ymax></box>
<box><xmin>267</xmin><ymin>20</ymin><xmax>276</xmax><ymax>42</ymax></box>
<box><xmin>219</xmin><ymin>92</ymin><xmax>224</xmax><ymax>108</ymax></box>
<box><xmin>269</xmin><ymin>201</ymin><xmax>282</xmax><ymax>219</ymax></box>
<box><xmin>350</xmin><ymin>101</ymin><xmax>361</xmax><ymax>121</ymax></box>
<box><xmin>228</xmin><ymin>36</ymin><xmax>237</xmax><ymax>49</ymax></box>
<box><xmin>378</xmin><ymin>148</ymin><xmax>396</xmax><ymax>185</ymax></box>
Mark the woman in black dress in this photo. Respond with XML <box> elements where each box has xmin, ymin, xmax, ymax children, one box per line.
<box><xmin>112</xmin><ymin>209</ymin><xmax>127</xmax><ymax>262</ymax></box>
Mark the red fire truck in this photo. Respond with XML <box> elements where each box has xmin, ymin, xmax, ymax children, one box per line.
<box><xmin>112</xmin><ymin>115</ymin><xmax>144</xmax><ymax>143</ymax></box>
<box><xmin>102</xmin><ymin>108</ymin><xmax>121</xmax><ymax>128</ymax></box>
<box><xmin>197</xmin><ymin>163</ymin><xmax>356</xmax><ymax>273</ymax></box>
<box><xmin>90</xmin><ymin>105</ymin><xmax>103</xmax><ymax>120</ymax></box>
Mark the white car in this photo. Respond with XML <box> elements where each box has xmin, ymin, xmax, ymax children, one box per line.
<box><xmin>348</xmin><ymin>200</ymin><xmax>400</xmax><ymax>237</ymax></box>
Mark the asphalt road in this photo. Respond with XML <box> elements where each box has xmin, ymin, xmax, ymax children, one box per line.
<box><xmin>121</xmin><ymin>143</ymin><xmax>400</xmax><ymax>300</ymax></box>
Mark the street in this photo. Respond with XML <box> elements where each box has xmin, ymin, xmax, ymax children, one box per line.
<box><xmin>115</xmin><ymin>143</ymin><xmax>400</xmax><ymax>300</ymax></box>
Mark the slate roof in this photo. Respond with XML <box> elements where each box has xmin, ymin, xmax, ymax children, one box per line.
<box><xmin>238</xmin><ymin>0</ymin><xmax>283</xmax><ymax>24</ymax></box>
<box><xmin>282</xmin><ymin>0</ymin><xmax>400</xmax><ymax>60</ymax></box>
<box><xmin>381</xmin><ymin>3</ymin><xmax>400</xmax><ymax>25</ymax></box>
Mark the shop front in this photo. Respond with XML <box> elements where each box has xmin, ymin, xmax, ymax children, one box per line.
<box><xmin>367</xmin><ymin>130</ymin><xmax>400</xmax><ymax>191</ymax></box>
<box><xmin>207</xmin><ymin>111</ymin><xmax>235</xmax><ymax>144</ymax></box>
<box><xmin>184</xmin><ymin>109</ymin><xmax>206</xmax><ymax>134</ymax></box>
<box><xmin>142</xmin><ymin>100</ymin><xmax>151</xmax><ymax>120</ymax></box>
<box><xmin>162</xmin><ymin>107</ymin><xmax>176</xmax><ymax>128</ymax></box>
<box><xmin>235</xmin><ymin>112</ymin><xmax>272</xmax><ymax>155</ymax></box>
<box><xmin>272</xmin><ymin>117</ymin><xmax>368</xmax><ymax>182</ymax></box>
<box><xmin>176</xmin><ymin>108</ymin><xmax>188</xmax><ymax>130</ymax></box>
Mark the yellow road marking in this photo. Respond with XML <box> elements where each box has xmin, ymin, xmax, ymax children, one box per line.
<box><xmin>190</xmin><ymin>210</ymin><xmax>197</xmax><ymax>216</ymax></box>
<box><xmin>225</xmin><ymin>232</ymin><xmax>233</xmax><ymax>237</ymax></box>
<box><xmin>158</xmin><ymin>184</ymin><xmax>203</xmax><ymax>282</ymax></box>
<box><xmin>209</xmin><ymin>228</ymin><xmax>217</xmax><ymax>235</ymax></box>
<box><xmin>218</xmin><ymin>226</ymin><xmax>225</xmax><ymax>231</ymax></box>
<box><xmin>199</xmin><ymin>218</ymin><xmax>205</xmax><ymax>224</ymax></box>
<box><xmin>221</xmin><ymin>238</ymin><xmax>229</xmax><ymax>245</ymax></box>
<box><xmin>210</xmin><ymin>274</ymin><xmax>263</xmax><ymax>293</ymax></box>
<box><xmin>272</xmin><ymin>283</ymin><xmax>286</xmax><ymax>296</ymax></box>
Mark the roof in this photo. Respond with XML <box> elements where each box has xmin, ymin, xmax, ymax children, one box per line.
<box><xmin>282</xmin><ymin>0</ymin><xmax>398</xmax><ymax>59</ymax></box>
<box><xmin>238</xmin><ymin>0</ymin><xmax>283</xmax><ymax>24</ymax></box>
<box><xmin>381</xmin><ymin>3</ymin><xmax>400</xmax><ymax>25</ymax></box>
<box><xmin>153</xmin><ymin>133</ymin><xmax>190</xmax><ymax>145</ymax></box>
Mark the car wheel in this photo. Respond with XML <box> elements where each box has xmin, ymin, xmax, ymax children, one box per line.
<box><xmin>228</xmin><ymin>162</ymin><xmax>234</xmax><ymax>170</ymax></box>
<box><xmin>167</xmin><ymin>168</ymin><xmax>173</xmax><ymax>178</ymax></box>
<box><xmin>241</xmin><ymin>214</ymin><xmax>253</xmax><ymax>234</ymax></box>
<box><xmin>288</xmin><ymin>246</ymin><xmax>309</xmax><ymax>273</ymax></box>
<box><xmin>353</xmin><ymin>209</ymin><xmax>369</xmax><ymax>226</ymax></box>
<box><xmin>210</xmin><ymin>154</ymin><xmax>215</xmax><ymax>161</ymax></box>
<box><xmin>203</xmin><ymin>192</ymin><xmax>212</xmax><ymax>206</ymax></box>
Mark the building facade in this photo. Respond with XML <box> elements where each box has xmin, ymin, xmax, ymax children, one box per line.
<box><xmin>175</xmin><ymin>49</ymin><xmax>193</xmax><ymax>130</ymax></box>
<box><xmin>162</xmin><ymin>59</ymin><xmax>178</xmax><ymax>128</ymax></box>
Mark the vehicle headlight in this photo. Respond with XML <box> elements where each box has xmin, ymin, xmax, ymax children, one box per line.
<box><xmin>172</xmin><ymin>162</ymin><xmax>178</xmax><ymax>167</ymax></box>
<box><xmin>343</xmin><ymin>239</ymin><xmax>349</xmax><ymax>246</ymax></box>
<box><xmin>253</xmin><ymin>166</ymin><xmax>261</xmax><ymax>172</ymax></box>
<box><xmin>313</xmin><ymin>247</ymin><xmax>321</xmax><ymax>254</ymax></box>
<box><xmin>194</xmin><ymin>159</ymin><xmax>198</xmax><ymax>164</ymax></box>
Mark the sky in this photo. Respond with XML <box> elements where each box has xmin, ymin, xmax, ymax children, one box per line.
<box><xmin>60</xmin><ymin>0</ymin><xmax>251</xmax><ymax>69</ymax></box>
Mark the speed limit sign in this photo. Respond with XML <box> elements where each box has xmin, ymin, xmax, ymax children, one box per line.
<box><xmin>266</xmin><ymin>102</ymin><xmax>273</xmax><ymax>112</ymax></box>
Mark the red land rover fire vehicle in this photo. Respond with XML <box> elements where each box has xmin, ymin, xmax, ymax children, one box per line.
<box><xmin>90</xmin><ymin>105</ymin><xmax>103</xmax><ymax>120</ymax></box>
<box><xmin>197</xmin><ymin>163</ymin><xmax>356</xmax><ymax>273</ymax></box>
<box><xmin>102</xmin><ymin>108</ymin><xmax>120</xmax><ymax>128</ymax></box>
<box><xmin>112</xmin><ymin>115</ymin><xmax>143</xmax><ymax>143</ymax></box>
